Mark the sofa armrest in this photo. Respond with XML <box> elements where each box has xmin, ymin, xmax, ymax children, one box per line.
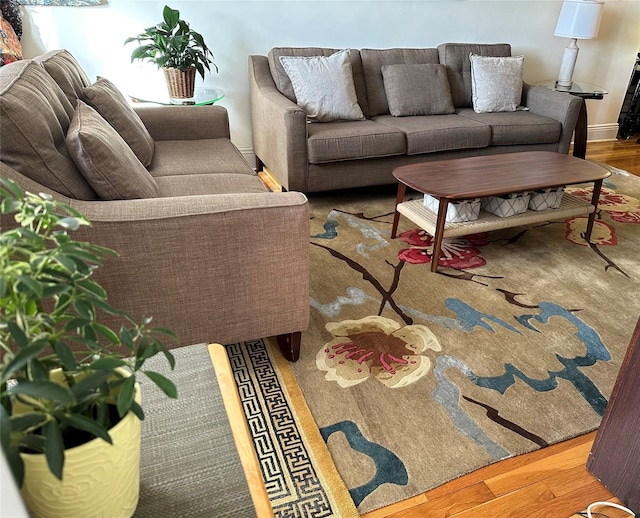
<box><xmin>522</xmin><ymin>83</ymin><xmax>583</xmax><ymax>155</ymax></box>
<box><xmin>65</xmin><ymin>192</ymin><xmax>309</xmax><ymax>349</ymax></box>
<box><xmin>248</xmin><ymin>55</ymin><xmax>309</xmax><ymax>191</ymax></box>
<box><xmin>134</xmin><ymin>104</ymin><xmax>231</xmax><ymax>141</ymax></box>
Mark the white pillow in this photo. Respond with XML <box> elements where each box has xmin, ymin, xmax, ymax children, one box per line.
<box><xmin>470</xmin><ymin>54</ymin><xmax>524</xmax><ymax>113</ymax></box>
<box><xmin>279</xmin><ymin>49</ymin><xmax>365</xmax><ymax>122</ymax></box>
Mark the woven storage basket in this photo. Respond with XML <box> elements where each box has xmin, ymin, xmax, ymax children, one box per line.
<box><xmin>163</xmin><ymin>66</ymin><xmax>196</xmax><ymax>99</ymax></box>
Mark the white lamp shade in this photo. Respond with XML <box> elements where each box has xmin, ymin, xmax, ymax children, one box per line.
<box><xmin>554</xmin><ymin>0</ymin><xmax>604</xmax><ymax>39</ymax></box>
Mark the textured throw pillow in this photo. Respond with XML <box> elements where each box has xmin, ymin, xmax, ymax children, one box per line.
<box><xmin>0</xmin><ymin>16</ymin><xmax>22</xmax><ymax>66</ymax></box>
<box><xmin>279</xmin><ymin>49</ymin><xmax>365</xmax><ymax>122</ymax></box>
<box><xmin>81</xmin><ymin>77</ymin><xmax>155</xmax><ymax>166</ymax></box>
<box><xmin>381</xmin><ymin>64</ymin><xmax>455</xmax><ymax>116</ymax></box>
<box><xmin>66</xmin><ymin>101</ymin><xmax>159</xmax><ymax>200</ymax></box>
<box><xmin>469</xmin><ymin>54</ymin><xmax>524</xmax><ymax>113</ymax></box>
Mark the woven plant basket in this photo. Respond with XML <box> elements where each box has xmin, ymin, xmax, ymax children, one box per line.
<box><xmin>163</xmin><ymin>66</ymin><xmax>196</xmax><ymax>99</ymax></box>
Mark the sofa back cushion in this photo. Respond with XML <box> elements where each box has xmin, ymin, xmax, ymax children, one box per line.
<box><xmin>437</xmin><ymin>43</ymin><xmax>512</xmax><ymax>108</ymax></box>
<box><xmin>268</xmin><ymin>47</ymin><xmax>369</xmax><ymax>117</ymax></box>
<box><xmin>66</xmin><ymin>101</ymin><xmax>159</xmax><ymax>200</ymax></box>
<box><xmin>360</xmin><ymin>48</ymin><xmax>440</xmax><ymax>117</ymax></box>
<box><xmin>0</xmin><ymin>60</ymin><xmax>97</xmax><ymax>199</ymax></box>
<box><xmin>81</xmin><ymin>77</ymin><xmax>155</xmax><ymax>166</ymax></box>
<box><xmin>34</xmin><ymin>49</ymin><xmax>92</xmax><ymax>107</ymax></box>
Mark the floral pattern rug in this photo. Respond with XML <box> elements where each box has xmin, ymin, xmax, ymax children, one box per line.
<box><xmin>290</xmin><ymin>168</ymin><xmax>640</xmax><ymax>515</ymax></box>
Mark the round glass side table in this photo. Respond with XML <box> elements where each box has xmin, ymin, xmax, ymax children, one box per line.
<box><xmin>129</xmin><ymin>87</ymin><xmax>225</xmax><ymax>106</ymax></box>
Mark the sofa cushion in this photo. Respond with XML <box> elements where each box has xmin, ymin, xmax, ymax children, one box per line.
<box><xmin>374</xmin><ymin>114</ymin><xmax>491</xmax><ymax>155</ymax></box>
<box><xmin>0</xmin><ymin>60</ymin><xmax>97</xmax><ymax>199</ymax></box>
<box><xmin>470</xmin><ymin>54</ymin><xmax>524</xmax><ymax>113</ymax></box>
<box><xmin>155</xmin><ymin>174</ymin><xmax>267</xmax><ymax>197</ymax></box>
<box><xmin>307</xmin><ymin>120</ymin><xmax>406</xmax><ymax>164</ymax></box>
<box><xmin>360</xmin><ymin>48</ymin><xmax>440</xmax><ymax>117</ymax></box>
<box><xmin>149</xmin><ymin>139</ymin><xmax>258</xmax><ymax>177</ymax></box>
<box><xmin>66</xmin><ymin>101</ymin><xmax>159</xmax><ymax>200</ymax></box>
<box><xmin>279</xmin><ymin>49</ymin><xmax>365</xmax><ymax>122</ymax></box>
<box><xmin>81</xmin><ymin>77</ymin><xmax>155</xmax><ymax>166</ymax></box>
<box><xmin>381</xmin><ymin>64</ymin><xmax>455</xmax><ymax>116</ymax></box>
<box><xmin>34</xmin><ymin>49</ymin><xmax>91</xmax><ymax>107</ymax></box>
<box><xmin>268</xmin><ymin>47</ymin><xmax>369</xmax><ymax>117</ymax></box>
<box><xmin>456</xmin><ymin>108</ymin><xmax>561</xmax><ymax>146</ymax></box>
<box><xmin>437</xmin><ymin>43</ymin><xmax>512</xmax><ymax>108</ymax></box>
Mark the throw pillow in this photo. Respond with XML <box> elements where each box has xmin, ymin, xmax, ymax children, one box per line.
<box><xmin>279</xmin><ymin>48</ymin><xmax>365</xmax><ymax>122</ymax></box>
<box><xmin>469</xmin><ymin>54</ymin><xmax>524</xmax><ymax>113</ymax></box>
<box><xmin>381</xmin><ymin>64</ymin><xmax>455</xmax><ymax>116</ymax></box>
<box><xmin>81</xmin><ymin>76</ymin><xmax>155</xmax><ymax>166</ymax></box>
<box><xmin>66</xmin><ymin>101</ymin><xmax>159</xmax><ymax>200</ymax></box>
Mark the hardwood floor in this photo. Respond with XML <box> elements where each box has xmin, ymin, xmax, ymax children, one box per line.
<box><xmin>360</xmin><ymin>138</ymin><xmax>640</xmax><ymax>518</ymax></box>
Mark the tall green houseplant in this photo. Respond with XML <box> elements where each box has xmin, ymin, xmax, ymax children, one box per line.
<box><xmin>0</xmin><ymin>178</ymin><xmax>178</xmax><ymax>489</ymax></box>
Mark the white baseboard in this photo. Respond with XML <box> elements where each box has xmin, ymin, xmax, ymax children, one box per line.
<box><xmin>238</xmin><ymin>124</ymin><xmax>620</xmax><ymax>167</ymax></box>
<box><xmin>587</xmin><ymin>123</ymin><xmax>620</xmax><ymax>142</ymax></box>
<box><xmin>238</xmin><ymin>146</ymin><xmax>256</xmax><ymax>169</ymax></box>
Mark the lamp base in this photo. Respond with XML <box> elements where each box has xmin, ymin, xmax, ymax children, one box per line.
<box><xmin>557</xmin><ymin>38</ymin><xmax>579</xmax><ymax>89</ymax></box>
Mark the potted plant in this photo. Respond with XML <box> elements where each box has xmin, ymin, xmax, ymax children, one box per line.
<box><xmin>0</xmin><ymin>178</ymin><xmax>178</xmax><ymax>517</ymax></box>
<box><xmin>124</xmin><ymin>4</ymin><xmax>217</xmax><ymax>99</ymax></box>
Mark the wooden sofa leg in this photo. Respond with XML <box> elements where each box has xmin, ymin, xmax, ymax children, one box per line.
<box><xmin>276</xmin><ymin>331</ymin><xmax>301</xmax><ymax>362</ymax></box>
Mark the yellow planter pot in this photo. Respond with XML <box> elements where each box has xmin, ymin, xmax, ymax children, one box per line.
<box><xmin>18</xmin><ymin>378</ymin><xmax>142</xmax><ymax>518</ymax></box>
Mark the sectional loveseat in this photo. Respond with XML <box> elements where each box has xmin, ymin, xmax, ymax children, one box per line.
<box><xmin>249</xmin><ymin>43</ymin><xmax>584</xmax><ymax>193</ymax></box>
<box><xmin>0</xmin><ymin>50</ymin><xmax>309</xmax><ymax>361</ymax></box>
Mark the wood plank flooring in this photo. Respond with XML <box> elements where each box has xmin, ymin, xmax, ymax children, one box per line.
<box><xmin>360</xmin><ymin>139</ymin><xmax>639</xmax><ymax>518</ymax></box>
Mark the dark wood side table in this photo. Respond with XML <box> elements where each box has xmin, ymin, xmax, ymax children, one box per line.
<box><xmin>535</xmin><ymin>80</ymin><xmax>608</xmax><ymax>160</ymax></box>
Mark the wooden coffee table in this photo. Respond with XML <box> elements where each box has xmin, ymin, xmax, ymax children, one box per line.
<box><xmin>391</xmin><ymin>151</ymin><xmax>611</xmax><ymax>272</ymax></box>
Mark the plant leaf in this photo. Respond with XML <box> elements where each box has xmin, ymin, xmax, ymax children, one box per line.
<box><xmin>0</xmin><ymin>341</ymin><xmax>49</xmax><ymax>383</ymax></box>
<box><xmin>0</xmin><ymin>405</ymin><xmax>25</xmax><ymax>487</ymax></box>
<box><xmin>9</xmin><ymin>380</ymin><xmax>76</xmax><ymax>406</ymax></box>
<box><xmin>116</xmin><ymin>376</ymin><xmax>135</xmax><ymax>418</ymax></box>
<box><xmin>143</xmin><ymin>371</ymin><xmax>177</xmax><ymax>398</ymax></box>
<box><xmin>57</xmin><ymin>413</ymin><xmax>112</xmax><ymax>444</ymax></box>
<box><xmin>43</xmin><ymin>420</ymin><xmax>64</xmax><ymax>481</ymax></box>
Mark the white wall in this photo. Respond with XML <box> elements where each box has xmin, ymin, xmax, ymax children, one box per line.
<box><xmin>19</xmin><ymin>0</ymin><xmax>640</xmax><ymax>157</ymax></box>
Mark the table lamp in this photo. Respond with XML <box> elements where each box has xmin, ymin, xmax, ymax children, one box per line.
<box><xmin>554</xmin><ymin>0</ymin><xmax>604</xmax><ymax>88</ymax></box>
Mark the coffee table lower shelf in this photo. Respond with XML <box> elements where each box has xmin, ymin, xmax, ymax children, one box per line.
<box><xmin>397</xmin><ymin>194</ymin><xmax>594</xmax><ymax>268</ymax></box>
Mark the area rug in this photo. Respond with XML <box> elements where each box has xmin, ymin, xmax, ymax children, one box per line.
<box><xmin>225</xmin><ymin>339</ymin><xmax>360</xmax><ymax>518</ymax></box>
<box><xmin>287</xmin><ymin>166</ymin><xmax>640</xmax><ymax>515</ymax></box>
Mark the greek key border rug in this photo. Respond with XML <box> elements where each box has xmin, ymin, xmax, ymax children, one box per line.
<box><xmin>225</xmin><ymin>339</ymin><xmax>358</xmax><ymax>518</ymax></box>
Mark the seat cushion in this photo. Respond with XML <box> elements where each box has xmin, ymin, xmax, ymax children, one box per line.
<box><xmin>307</xmin><ymin>120</ymin><xmax>406</xmax><ymax>164</ymax></box>
<box><xmin>456</xmin><ymin>108</ymin><xmax>562</xmax><ymax>146</ymax></box>
<box><xmin>66</xmin><ymin>101</ymin><xmax>158</xmax><ymax>200</ymax></box>
<box><xmin>0</xmin><ymin>60</ymin><xmax>97</xmax><ymax>199</ymax></box>
<box><xmin>437</xmin><ymin>43</ymin><xmax>512</xmax><ymax>108</ymax></box>
<box><xmin>373</xmin><ymin>114</ymin><xmax>491</xmax><ymax>155</ymax></box>
<box><xmin>81</xmin><ymin>77</ymin><xmax>155</xmax><ymax>166</ymax></box>
<box><xmin>360</xmin><ymin>48</ymin><xmax>440</xmax><ymax>117</ymax></box>
<box><xmin>34</xmin><ymin>49</ymin><xmax>91</xmax><ymax>107</ymax></box>
<box><xmin>149</xmin><ymin>139</ymin><xmax>256</xmax><ymax>177</ymax></box>
<box><xmin>155</xmin><ymin>173</ymin><xmax>267</xmax><ymax>197</ymax></box>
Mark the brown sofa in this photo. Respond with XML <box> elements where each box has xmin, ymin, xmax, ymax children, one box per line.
<box><xmin>249</xmin><ymin>43</ymin><xmax>584</xmax><ymax>193</ymax></box>
<box><xmin>0</xmin><ymin>50</ymin><xmax>309</xmax><ymax>361</ymax></box>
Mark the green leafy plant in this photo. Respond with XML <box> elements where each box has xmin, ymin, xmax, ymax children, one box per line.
<box><xmin>0</xmin><ymin>178</ymin><xmax>178</xmax><ymax>486</ymax></box>
<box><xmin>124</xmin><ymin>4</ymin><xmax>217</xmax><ymax>80</ymax></box>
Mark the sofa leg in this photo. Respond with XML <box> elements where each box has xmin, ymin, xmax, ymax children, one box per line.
<box><xmin>256</xmin><ymin>156</ymin><xmax>264</xmax><ymax>172</ymax></box>
<box><xmin>276</xmin><ymin>331</ymin><xmax>301</xmax><ymax>361</ymax></box>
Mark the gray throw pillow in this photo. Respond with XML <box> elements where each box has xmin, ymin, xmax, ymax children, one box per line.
<box><xmin>66</xmin><ymin>101</ymin><xmax>159</xmax><ymax>200</ymax></box>
<box><xmin>81</xmin><ymin>77</ymin><xmax>155</xmax><ymax>166</ymax></box>
<box><xmin>381</xmin><ymin>64</ymin><xmax>455</xmax><ymax>116</ymax></box>
<box><xmin>279</xmin><ymin>49</ymin><xmax>365</xmax><ymax>122</ymax></box>
<box><xmin>470</xmin><ymin>54</ymin><xmax>524</xmax><ymax>113</ymax></box>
